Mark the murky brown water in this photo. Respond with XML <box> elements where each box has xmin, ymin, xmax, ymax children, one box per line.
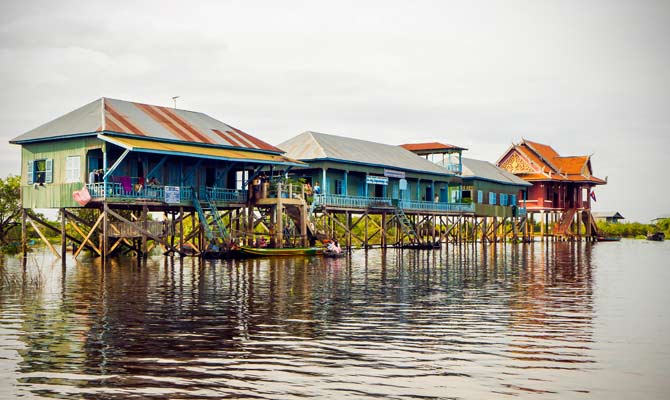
<box><xmin>1</xmin><ymin>240</ymin><xmax>669</xmax><ymax>399</ymax></box>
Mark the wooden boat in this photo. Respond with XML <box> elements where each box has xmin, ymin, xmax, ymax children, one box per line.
<box><xmin>239</xmin><ymin>246</ymin><xmax>323</xmax><ymax>257</ymax></box>
<box><xmin>597</xmin><ymin>236</ymin><xmax>621</xmax><ymax>242</ymax></box>
<box><xmin>323</xmin><ymin>249</ymin><xmax>346</xmax><ymax>258</ymax></box>
<box><xmin>646</xmin><ymin>232</ymin><xmax>665</xmax><ymax>241</ymax></box>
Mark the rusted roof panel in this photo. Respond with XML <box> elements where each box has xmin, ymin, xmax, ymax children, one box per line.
<box><xmin>400</xmin><ymin>142</ymin><xmax>467</xmax><ymax>153</ymax></box>
<box><xmin>11</xmin><ymin>97</ymin><xmax>283</xmax><ymax>154</ymax></box>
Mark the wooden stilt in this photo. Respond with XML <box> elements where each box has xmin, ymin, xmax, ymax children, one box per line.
<box><xmin>60</xmin><ymin>208</ymin><xmax>67</xmax><ymax>264</ymax></box>
<box><xmin>21</xmin><ymin>208</ymin><xmax>27</xmax><ymax>256</ymax></box>
<box><xmin>28</xmin><ymin>218</ymin><xmax>60</xmax><ymax>258</ymax></box>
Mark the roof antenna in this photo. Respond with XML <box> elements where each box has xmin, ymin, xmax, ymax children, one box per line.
<box><xmin>171</xmin><ymin>96</ymin><xmax>180</xmax><ymax>109</ymax></box>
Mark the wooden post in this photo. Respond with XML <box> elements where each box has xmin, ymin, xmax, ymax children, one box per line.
<box><xmin>381</xmin><ymin>212</ymin><xmax>387</xmax><ymax>248</ymax></box>
<box><xmin>364</xmin><ymin>212</ymin><xmax>369</xmax><ymax>248</ymax></box>
<box><xmin>103</xmin><ymin>203</ymin><xmax>109</xmax><ymax>259</ymax></box>
<box><xmin>179</xmin><ymin>207</ymin><xmax>184</xmax><ymax>255</ymax></box>
<box><xmin>347</xmin><ymin>211</ymin><xmax>352</xmax><ymax>249</ymax></box>
<box><xmin>276</xmin><ymin>183</ymin><xmax>284</xmax><ymax>248</ymax></box>
<box><xmin>300</xmin><ymin>204</ymin><xmax>308</xmax><ymax>247</ymax></box>
<box><xmin>141</xmin><ymin>204</ymin><xmax>148</xmax><ymax>257</ymax></box>
<box><xmin>21</xmin><ymin>208</ymin><xmax>27</xmax><ymax>256</ymax></box>
<box><xmin>60</xmin><ymin>208</ymin><xmax>67</xmax><ymax>265</ymax></box>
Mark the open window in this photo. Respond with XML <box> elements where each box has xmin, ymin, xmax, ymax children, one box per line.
<box><xmin>27</xmin><ymin>159</ymin><xmax>53</xmax><ymax>185</ymax></box>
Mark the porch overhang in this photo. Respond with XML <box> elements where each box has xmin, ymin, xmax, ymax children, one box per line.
<box><xmin>98</xmin><ymin>134</ymin><xmax>305</xmax><ymax>167</ymax></box>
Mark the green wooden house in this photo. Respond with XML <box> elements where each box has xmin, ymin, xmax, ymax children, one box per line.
<box><xmin>10</xmin><ymin>97</ymin><xmax>301</xmax><ymax>210</ymax></box>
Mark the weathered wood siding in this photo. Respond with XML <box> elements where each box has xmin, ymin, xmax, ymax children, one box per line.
<box><xmin>20</xmin><ymin>137</ymin><xmax>103</xmax><ymax>208</ymax></box>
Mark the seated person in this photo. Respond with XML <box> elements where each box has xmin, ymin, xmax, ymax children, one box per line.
<box><xmin>147</xmin><ymin>176</ymin><xmax>160</xmax><ymax>185</ymax></box>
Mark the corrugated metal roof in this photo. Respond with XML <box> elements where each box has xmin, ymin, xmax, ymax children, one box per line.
<box><xmin>593</xmin><ymin>211</ymin><xmax>625</xmax><ymax>219</ymax></box>
<box><xmin>278</xmin><ymin>131</ymin><xmax>455</xmax><ymax>176</ymax></box>
<box><xmin>99</xmin><ymin>134</ymin><xmax>304</xmax><ymax>166</ymax></box>
<box><xmin>459</xmin><ymin>157</ymin><xmax>531</xmax><ymax>186</ymax></box>
<box><xmin>11</xmin><ymin>97</ymin><xmax>283</xmax><ymax>153</ymax></box>
<box><xmin>400</xmin><ymin>142</ymin><xmax>467</xmax><ymax>153</ymax></box>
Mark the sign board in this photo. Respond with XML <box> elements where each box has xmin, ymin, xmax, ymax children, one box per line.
<box><xmin>384</xmin><ymin>169</ymin><xmax>405</xmax><ymax>179</ymax></box>
<box><xmin>164</xmin><ymin>186</ymin><xmax>181</xmax><ymax>203</ymax></box>
<box><xmin>366</xmin><ymin>176</ymin><xmax>388</xmax><ymax>186</ymax></box>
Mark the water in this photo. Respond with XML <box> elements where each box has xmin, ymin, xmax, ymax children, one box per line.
<box><xmin>1</xmin><ymin>240</ymin><xmax>669</xmax><ymax>399</ymax></box>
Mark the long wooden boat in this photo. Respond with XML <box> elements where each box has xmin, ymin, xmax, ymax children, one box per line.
<box><xmin>597</xmin><ymin>236</ymin><xmax>621</xmax><ymax>242</ymax></box>
<box><xmin>239</xmin><ymin>246</ymin><xmax>323</xmax><ymax>257</ymax></box>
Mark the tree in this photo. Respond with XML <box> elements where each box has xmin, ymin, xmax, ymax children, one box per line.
<box><xmin>0</xmin><ymin>175</ymin><xmax>21</xmax><ymax>244</ymax></box>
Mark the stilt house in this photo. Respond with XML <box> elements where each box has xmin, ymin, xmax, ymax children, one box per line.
<box><xmin>497</xmin><ymin>139</ymin><xmax>606</xmax><ymax>238</ymax></box>
<box><xmin>10</xmin><ymin>97</ymin><xmax>303</xmax><ymax>256</ymax></box>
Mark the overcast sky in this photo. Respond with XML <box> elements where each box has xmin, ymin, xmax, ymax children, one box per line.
<box><xmin>1</xmin><ymin>0</ymin><xmax>668</xmax><ymax>222</ymax></box>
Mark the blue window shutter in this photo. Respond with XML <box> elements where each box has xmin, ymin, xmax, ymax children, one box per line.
<box><xmin>27</xmin><ymin>161</ymin><xmax>34</xmax><ymax>184</ymax></box>
<box><xmin>477</xmin><ymin>190</ymin><xmax>483</xmax><ymax>203</ymax></box>
<box><xmin>45</xmin><ymin>159</ymin><xmax>53</xmax><ymax>183</ymax></box>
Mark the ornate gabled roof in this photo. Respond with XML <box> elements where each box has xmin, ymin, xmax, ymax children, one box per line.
<box><xmin>10</xmin><ymin>97</ymin><xmax>283</xmax><ymax>154</ymax></box>
<box><xmin>497</xmin><ymin>139</ymin><xmax>606</xmax><ymax>184</ymax></box>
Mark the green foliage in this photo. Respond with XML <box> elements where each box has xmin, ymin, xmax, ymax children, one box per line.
<box><xmin>596</xmin><ymin>221</ymin><xmax>660</xmax><ymax>238</ymax></box>
<box><xmin>0</xmin><ymin>175</ymin><xmax>21</xmax><ymax>244</ymax></box>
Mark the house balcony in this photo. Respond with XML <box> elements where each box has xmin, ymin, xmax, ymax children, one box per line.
<box><xmin>86</xmin><ymin>183</ymin><xmax>248</xmax><ymax>205</ymax></box>
<box><xmin>312</xmin><ymin>194</ymin><xmax>475</xmax><ymax>213</ymax></box>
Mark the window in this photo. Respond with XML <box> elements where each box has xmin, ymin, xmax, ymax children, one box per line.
<box><xmin>489</xmin><ymin>192</ymin><xmax>497</xmax><ymax>205</ymax></box>
<box><xmin>65</xmin><ymin>156</ymin><xmax>80</xmax><ymax>183</ymax></box>
<box><xmin>27</xmin><ymin>159</ymin><xmax>53</xmax><ymax>185</ymax></box>
<box><xmin>335</xmin><ymin>179</ymin><xmax>344</xmax><ymax>195</ymax></box>
<box><xmin>510</xmin><ymin>194</ymin><xmax>517</xmax><ymax>206</ymax></box>
<box><xmin>500</xmin><ymin>193</ymin><xmax>508</xmax><ymax>206</ymax></box>
<box><xmin>477</xmin><ymin>190</ymin><xmax>483</xmax><ymax>203</ymax></box>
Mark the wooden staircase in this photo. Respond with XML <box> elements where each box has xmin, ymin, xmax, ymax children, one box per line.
<box><xmin>553</xmin><ymin>208</ymin><xmax>577</xmax><ymax>236</ymax></box>
<box><xmin>392</xmin><ymin>206</ymin><xmax>423</xmax><ymax>246</ymax></box>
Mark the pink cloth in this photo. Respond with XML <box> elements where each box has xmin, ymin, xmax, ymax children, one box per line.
<box><xmin>72</xmin><ymin>186</ymin><xmax>91</xmax><ymax>206</ymax></box>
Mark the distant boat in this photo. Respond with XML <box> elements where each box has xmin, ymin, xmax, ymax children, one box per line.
<box><xmin>646</xmin><ymin>232</ymin><xmax>665</xmax><ymax>241</ymax></box>
<box><xmin>597</xmin><ymin>236</ymin><xmax>621</xmax><ymax>242</ymax></box>
<box><xmin>239</xmin><ymin>246</ymin><xmax>323</xmax><ymax>257</ymax></box>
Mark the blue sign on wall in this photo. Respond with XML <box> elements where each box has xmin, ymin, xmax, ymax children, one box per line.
<box><xmin>164</xmin><ymin>186</ymin><xmax>181</xmax><ymax>203</ymax></box>
<box><xmin>366</xmin><ymin>176</ymin><xmax>388</xmax><ymax>185</ymax></box>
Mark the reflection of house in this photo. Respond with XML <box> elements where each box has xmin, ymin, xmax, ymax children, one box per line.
<box><xmin>497</xmin><ymin>139</ymin><xmax>607</xmax><ymax>239</ymax></box>
<box><xmin>593</xmin><ymin>211</ymin><xmax>625</xmax><ymax>223</ymax></box>
<box><xmin>10</xmin><ymin>97</ymin><xmax>304</xmax><ymax>255</ymax></box>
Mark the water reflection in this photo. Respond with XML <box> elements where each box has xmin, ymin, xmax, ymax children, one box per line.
<box><xmin>0</xmin><ymin>242</ymin><xmax>602</xmax><ymax>398</ymax></box>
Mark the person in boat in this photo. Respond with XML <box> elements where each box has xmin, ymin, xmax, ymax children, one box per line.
<box><xmin>259</xmin><ymin>237</ymin><xmax>268</xmax><ymax>248</ymax></box>
<box><xmin>327</xmin><ymin>239</ymin><xmax>342</xmax><ymax>254</ymax></box>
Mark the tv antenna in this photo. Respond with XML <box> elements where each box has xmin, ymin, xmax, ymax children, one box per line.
<box><xmin>171</xmin><ymin>96</ymin><xmax>180</xmax><ymax>109</ymax></box>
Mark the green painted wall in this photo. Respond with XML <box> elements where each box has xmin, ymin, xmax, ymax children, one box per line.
<box><xmin>20</xmin><ymin>137</ymin><xmax>103</xmax><ymax>208</ymax></box>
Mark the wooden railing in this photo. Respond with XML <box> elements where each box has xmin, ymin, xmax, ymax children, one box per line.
<box><xmin>86</xmin><ymin>183</ymin><xmax>248</xmax><ymax>204</ymax></box>
<box><xmin>313</xmin><ymin>194</ymin><xmax>475</xmax><ymax>213</ymax></box>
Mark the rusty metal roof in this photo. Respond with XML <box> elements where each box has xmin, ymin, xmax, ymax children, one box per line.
<box><xmin>400</xmin><ymin>142</ymin><xmax>467</xmax><ymax>154</ymax></box>
<box><xmin>279</xmin><ymin>131</ymin><xmax>455</xmax><ymax>176</ymax></box>
<box><xmin>10</xmin><ymin>97</ymin><xmax>283</xmax><ymax>153</ymax></box>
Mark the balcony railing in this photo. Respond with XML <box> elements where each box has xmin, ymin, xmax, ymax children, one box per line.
<box><xmin>399</xmin><ymin>199</ymin><xmax>475</xmax><ymax>213</ymax></box>
<box><xmin>86</xmin><ymin>183</ymin><xmax>246</xmax><ymax>204</ymax></box>
<box><xmin>203</xmin><ymin>187</ymin><xmax>248</xmax><ymax>203</ymax></box>
<box><xmin>313</xmin><ymin>194</ymin><xmax>474</xmax><ymax>213</ymax></box>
